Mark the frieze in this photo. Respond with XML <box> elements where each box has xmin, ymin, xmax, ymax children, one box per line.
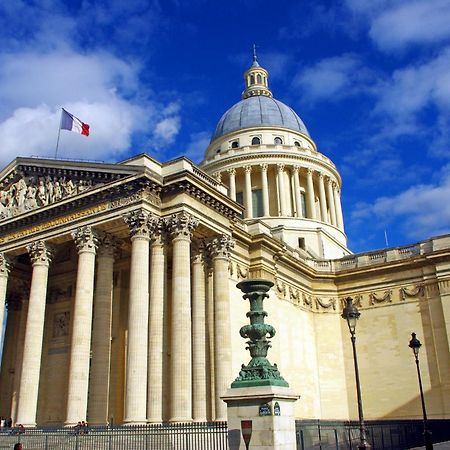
<box><xmin>400</xmin><ymin>284</ymin><xmax>425</xmax><ymax>301</ymax></box>
<box><xmin>53</xmin><ymin>311</ymin><xmax>70</xmax><ymax>338</ymax></box>
<box><xmin>340</xmin><ymin>295</ymin><xmax>362</xmax><ymax>310</ymax></box>
<box><xmin>47</xmin><ymin>285</ymin><xmax>73</xmax><ymax>304</ymax></box>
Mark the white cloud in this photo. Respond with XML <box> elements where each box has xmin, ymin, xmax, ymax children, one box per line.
<box><xmin>293</xmin><ymin>54</ymin><xmax>371</xmax><ymax>102</ymax></box>
<box><xmin>351</xmin><ymin>166</ymin><xmax>450</xmax><ymax>240</ymax></box>
<box><xmin>153</xmin><ymin>117</ymin><xmax>181</xmax><ymax>143</ymax></box>
<box><xmin>374</xmin><ymin>47</ymin><xmax>450</xmax><ymax>120</ymax></box>
<box><xmin>0</xmin><ymin>47</ymin><xmax>181</xmax><ymax>165</ymax></box>
<box><xmin>369</xmin><ymin>0</ymin><xmax>450</xmax><ymax>51</ymax></box>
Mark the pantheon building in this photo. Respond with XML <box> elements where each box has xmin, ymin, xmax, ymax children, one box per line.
<box><xmin>0</xmin><ymin>55</ymin><xmax>449</xmax><ymax>427</ymax></box>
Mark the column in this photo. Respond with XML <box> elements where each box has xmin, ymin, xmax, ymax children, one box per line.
<box><xmin>65</xmin><ymin>227</ymin><xmax>99</xmax><ymax>426</ymax></box>
<box><xmin>88</xmin><ymin>233</ymin><xmax>117</xmax><ymax>425</ymax></box>
<box><xmin>16</xmin><ymin>241</ymin><xmax>53</xmax><ymax>427</ymax></box>
<box><xmin>191</xmin><ymin>243</ymin><xmax>207</xmax><ymax>421</ymax></box>
<box><xmin>260</xmin><ymin>164</ymin><xmax>270</xmax><ymax>217</ymax></box>
<box><xmin>0</xmin><ymin>254</ymin><xmax>11</xmax><ymax>350</ymax></box>
<box><xmin>227</xmin><ymin>168</ymin><xmax>236</xmax><ymax>201</ymax></box>
<box><xmin>147</xmin><ymin>218</ymin><xmax>167</xmax><ymax>423</ymax></box>
<box><xmin>292</xmin><ymin>166</ymin><xmax>302</xmax><ymax>218</ymax></box>
<box><xmin>168</xmin><ymin>212</ymin><xmax>199</xmax><ymax>421</ymax></box>
<box><xmin>123</xmin><ymin>209</ymin><xmax>151</xmax><ymax>424</ymax></box>
<box><xmin>306</xmin><ymin>169</ymin><xmax>316</xmax><ymax>220</ymax></box>
<box><xmin>333</xmin><ymin>185</ymin><xmax>345</xmax><ymax>231</ymax></box>
<box><xmin>318</xmin><ymin>173</ymin><xmax>328</xmax><ymax>223</ymax></box>
<box><xmin>244</xmin><ymin>165</ymin><xmax>253</xmax><ymax>219</ymax></box>
<box><xmin>326</xmin><ymin>178</ymin><xmax>337</xmax><ymax>226</ymax></box>
<box><xmin>277</xmin><ymin>164</ymin><xmax>288</xmax><ymax>216</ymax></box>
<box><xmin>209</xmin><ymin>235</ymin><xmax>234</xmax><ymax>421</ymax></box>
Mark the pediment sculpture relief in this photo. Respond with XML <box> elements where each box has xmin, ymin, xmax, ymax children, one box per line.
<box><xmin>0</xmin><ymin>175</ymin><xmax>103</xmax><ymax>220</ymax></box>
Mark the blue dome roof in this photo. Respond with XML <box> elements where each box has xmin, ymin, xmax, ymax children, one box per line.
<box><xmin>211</xmin><ymin>96</ymin><xmax>309</xmax><ymax>142</ymax></box>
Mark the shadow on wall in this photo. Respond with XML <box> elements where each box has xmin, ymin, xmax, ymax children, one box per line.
<box><xmin>228</xmin><ymin>429</ymin><xmax>241</xmax><ymax>450</ymax></box>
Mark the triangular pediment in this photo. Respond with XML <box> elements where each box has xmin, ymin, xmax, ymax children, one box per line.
<box><xmin>0</xmin><ymin>157</ymin><xmax>141</xmax><ymax>223</ymax></box>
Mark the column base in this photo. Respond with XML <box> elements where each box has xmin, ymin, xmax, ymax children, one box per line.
<box><xmin>169</xmin><ymin>417</ymin><xmax>193</xmax><ymax>423</ymax></box>
<box><xmin>122</xmin><ymin>420</ymin><xmax>148</xmax><ymax>426</ymax></box>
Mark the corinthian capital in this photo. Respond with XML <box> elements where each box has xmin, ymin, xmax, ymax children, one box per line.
<box><xmin>148</xmin><ymin>216</ymin><xmax>167</xmax><ymax>245</ymax></box>
<box><xmin>72</xmin><ymin>226</ymin><xmax>99</xmax><ymax>254</ymax></box>
<box><xmin>97</xmin><ymin>232</ymin><xmax>120</xmax><ymax>258</ymax></box>
<box><xmin>207</xmin><ymin>234</ymin><xmax>235</xmax><ymax>259</ymax></box>
<box><xmin>168</xmin><ymin>212</ymin><xmax>199</xmax><ymax>239</ymax></box>
<box><xmin>27</xmin><ymin>240</ymin><xmax>53</xmax><ymax>266</ymax></box>
<box><xmin>123</xmin><ymin>209</ymin><xmax>152</xmax><ymax>238</ymax></box>
<box><xmin>0</xmin><ymin>253</ymin><xmax>11</xmax><ymax>276</ymax></box>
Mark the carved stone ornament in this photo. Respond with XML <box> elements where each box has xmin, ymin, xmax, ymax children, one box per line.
<box><xmin>123</xmin><ymin>209</ymin><xmax>152</xmax><ymax>238</ymax></box>
<box><xmin>207</xmin><ymin>234</ymin><xmax>235</xmax><ymax>259</ymax></box>
<box><xmin>97</xmin><ymin>232</ymin><xmax>120</xmax><ymax>258</ymax></box>
<box><xmin>315</xmin><ymin>297</ymin><xmax>336</xmax><ymax>311</ymax></box>
<box><xmin>0</xmin><ymin>174</ymin><xmax>101</xmax><ymax>222</ymax></box>
<box><xmin>400</xmin><ymin>284</ymin><xmax>425</xmax><ymax>301</ymax></box>
<box><xmin>0</xmin><ymin>253</ymin><xmax>11</xmax><ymax>276</ymax></box>
<box><xmin>369</xmin><ymin>290</ymin><xmax>393</xmax><ymax>305</ymax></box>
<box><xmin>148</xmin><ymin>217</ymin><xmax>168</xmax><ymax>246</ymax></box>
<box><xmin>168</xmin><ymin>212</ymin><xmax>199</xmax><ymax>239</ymax></box>
<box><xmin>232</xmin><ymin>279</ymin><xmax>288</xmax><ymax>388</ymax></box>
<box><xmin>53</xmin><ymin>311</ymin><xmax>70</xmax><ymax>338</ymax></box>
<box><xmin>72</xmin><ymin>226</ymin><xmax>99</xmax><ymax>253</ymax></box>
<box><xmin>27</xmin><ymin>240</ymin><xmax>53</xmax><ymax>266</ymax></box>
<box><xmin>303</xmin><ymin>293</ymin><xmax>313</xmax><ymax>308</ymax></box>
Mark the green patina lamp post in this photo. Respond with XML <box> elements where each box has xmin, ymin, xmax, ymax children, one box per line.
<box><xmin>232</xmin><ymin>279</ymin><xmax>288</xmax><ymax>388</ymax></box>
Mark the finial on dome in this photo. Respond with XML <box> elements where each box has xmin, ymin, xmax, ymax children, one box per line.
<box><xmin>252</xmin><ymin>44</ymin><xmax>260</xmax><ymax>67</ymax></box>
<box><xmin>242</xmin><ymin>47</ymin><xmax>272</xmax><ymax>99</ymax></box>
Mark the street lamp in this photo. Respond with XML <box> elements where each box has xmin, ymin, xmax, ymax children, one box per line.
<box><xmin>342</xmin><ymin>297</ymin><xmax>370</xmax><ymax>450</ymax></box>
<box><xmin>409</xmin><ymin>332</ymin><xmax>433</xmax><ymax>450</ymax></box>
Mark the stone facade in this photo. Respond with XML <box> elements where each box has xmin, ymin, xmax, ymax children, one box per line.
<box><xmin>0</xmin><ymin>56</ymin><xmax>450</xmax><ymax>427</ymax></box>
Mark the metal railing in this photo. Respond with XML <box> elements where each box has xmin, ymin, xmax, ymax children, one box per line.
<box><xmin>295</xmin><ymin>419</ymin><xmax>444</xmax><ymax>450</ymax></box>
<box><xmin>0</xmin><ymin>421</ymin><xmax>228</xmax><ymax>450</ymax></box>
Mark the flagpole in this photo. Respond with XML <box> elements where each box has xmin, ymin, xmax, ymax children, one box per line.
<box><xmin>55</xmin><ymin>108</ymin><xmax>63</xmax><ymax>159</ymax></box>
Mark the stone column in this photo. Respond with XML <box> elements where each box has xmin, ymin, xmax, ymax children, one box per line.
<box><xmin>292</xmin><ymin>166</ymin><xmax>302</xmax><ymax>218</ymax></box>
<box><xmin>334</xmin><ymin>185</ymin><xmax>345</xmax><ymax>230</ymax></box>
<box><xmin>16</xmin><ymin>241</ymin><xmax>53</xmax><ymax>427</ymax></box>
<box><xmin>147</xmin><ymin>218</ymin><xmax>167</xmax><ymax>423</ymax></box>
<box><xmin>243</xmin><ymin>165</ymin><xmax>253</xmax><ymax>219</ymax></box>
<box><xmin>0</xmin><ymin>254</ymin><xmax>11</xmax><ymax>350</ymax></box>
<box><xmin>260</xmin><ymin>163</ymin><xmax>270</xmax><ymax>217</ymax></box>
<box><xmin>123</xmin><ymin>209</ymin><xmax>151</xmax><ymax>424</ymax></box>
<box><xmin>65</xmin><ymin>226</ymin><xmax>99</xmax><ymax>426</ymax></box>
<box><xmin>88</xmin><ymin>233</ymin><xmax>117</xmax><ymax>425</ymax></box>
<box><xmin>326</xmin><ymin>178</ymin><xmax>337</xmax><ymax>226</ymax></box>
<box><xmin>318</xmin><ymin>173</ymin><xmax>328</xmax><ymax>223</ymax></box>
<box><xmin>306</xmin><ymin>169</ymin><xmax>316</xmax><ymax>220</ymax></box>
<box><xmin>227</xmin><ymin>168</ymin><xmax>236</xmax><ymax>201</ymax></box>
<box><xmin>209</xmin><ymin>235</ymin><xmax>234</xmax><ymax>421</ymax></box>
<box><xmin>276</xmin><ymin>164</ymin><xmax>288</xmax><ymax>216</ymax></box>
<box><xmin>191</xmin><ymin>243</ymin><xmax>207</xmax><ymax>421</ymax></box>
<box><xmin>168</xmin><ymin>212</ymin><xmax>198</xmax><ymax>421</ymax></box>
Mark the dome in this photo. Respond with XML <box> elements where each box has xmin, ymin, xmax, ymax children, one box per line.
<box><xmin>211</xmin><ymin>96</ymin><xmax>309</xmax><ymax>142</ymax></box>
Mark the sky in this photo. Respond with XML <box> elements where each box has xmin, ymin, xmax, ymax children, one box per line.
<box><xmin>0</xmin><ymin>0</ymin><xmax>450</xmax><ymax>253</ymax></box>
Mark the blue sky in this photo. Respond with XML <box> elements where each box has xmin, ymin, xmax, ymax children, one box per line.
<box><xmin>0</xmin><ymin>0</ymin><xmax>450</xmax><ymax>253</ymax></box>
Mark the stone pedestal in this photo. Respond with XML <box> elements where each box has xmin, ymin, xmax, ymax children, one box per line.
<box><xmin>222</xmin><ymin>386</ymin><xmax>299</xmax><ymax>450</ymax></box>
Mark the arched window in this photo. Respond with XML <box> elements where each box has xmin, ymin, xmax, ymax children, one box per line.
<box><xmin>257</xmin><ymin>74</ymin><xmax>262</xmax><ymax>84</ymax></box>
<box><xmin>294</xmin><ymin>141</ymin><xmax>301</xmax><ymax>147</ymax></box>
<box><xmin>274</xmin><ymin>137</ymin><xmax>283</xmax><ymax>145</ymax></box>
<box><xmin>231</xmin><ymin>140</ymin><xmax>239</xmax><ymax>149</ymax></box>
<box><xmin>251</xmin><ymin>137</ymin><xmax>261</xmax><ymax>145</ymax></box>
<box><xmin>250</xmin><ymin>74</ymin><xmax>255</xmax><ymax>84</ymax></box>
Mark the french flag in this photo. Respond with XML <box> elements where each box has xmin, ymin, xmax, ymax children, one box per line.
<box><xmin>60</xmin><ymin>108</ymin><xmax>90</xmax><ymax>136</ymax></box>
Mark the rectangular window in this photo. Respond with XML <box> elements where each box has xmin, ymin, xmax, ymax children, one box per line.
<box><xmin>298</xmin><ymin>237</ymin><xmax>305</xmax><ymax>249</ymax></box>
<box><xmin>252</xmin><ymin>189</ymin><xmax>263</xmax><ymax>217</ymax></box>
<box><xmin>236</xmin><ymin>192</ymin><xmax>244</xmax><ymax>218</ymax></box>
<box><xmin>300</xmin><ymin>192</ymin><xmax>307</xmax><ymax>217</ymax></box>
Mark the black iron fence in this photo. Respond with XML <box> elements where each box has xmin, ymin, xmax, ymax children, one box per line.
<box><xmin>0</xmin><ymin>421</ymin><xmax>228</xmax><ymax>450</ymax></box>
<box><xmin>296</xmin><ymin>419</ymin><xmax>450</xmax><ymax>450</ymax></box>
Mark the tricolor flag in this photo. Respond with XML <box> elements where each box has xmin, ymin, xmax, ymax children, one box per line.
<box><xmin>60</xmin><ymin>108</ymin><xmax>90</xmax><ymax>136</ymax></box>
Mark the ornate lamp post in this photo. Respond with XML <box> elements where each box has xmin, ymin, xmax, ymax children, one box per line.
<box><xmin>342</xmin><ymin>297</ymin><xmax>370</xmax><ymax>450</ymax></box>
<box><xmin>409</xmin><ymin>332</ymin><xmax>433</xmax><ymax>450</ymax></box>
